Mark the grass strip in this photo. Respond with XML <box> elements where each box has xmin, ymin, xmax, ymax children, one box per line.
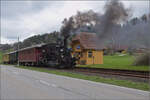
<box><xmin>15</xmin><ymin>65</ymin><xmax>150</xmax><ymax>91</ymax></box>
<box><xmin>79</xmin><ymin>55</ymin><xmax>149</xmax><ymax>71</ymax></box>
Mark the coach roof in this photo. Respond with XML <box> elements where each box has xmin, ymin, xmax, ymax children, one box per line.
<box><xmin>18</xmin><ymin>43</ymin><xmax>46</xmax><ymax>52</ymax></box>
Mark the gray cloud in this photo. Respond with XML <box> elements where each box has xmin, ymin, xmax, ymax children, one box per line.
<box><xmin>1</xmin><ymin>1</ymin><xmax>57</xmax><ymax>19</ymax></box>
<box><xmin>1</xmin><ymin>1</ymin><xmax>149</xmax><ymax>44</ymax></box>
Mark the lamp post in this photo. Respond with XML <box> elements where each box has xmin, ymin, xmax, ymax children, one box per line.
<box><xmin>0</xmin><ymin>31</ymin><xmax>1</xmax><ymax>45</ymax></box>
<box><xmin>7</xmin><ymin>36</ymin><xmax>20</xmax><ymax>66</ymax></box>
<box><xmin>17</xmin><ymin>37</ymin><xmax>19</xmax><ymax>66</ymax></box>
<box><xmin>0</xmin><ymin>32</ymin><xmax>1</xmax><ymax>45</ymax></box>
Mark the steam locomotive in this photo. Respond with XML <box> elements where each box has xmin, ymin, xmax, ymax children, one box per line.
<box><xmin>2</xmin><ymin>40</ymin><xmax>76</xmax><ymax>68</ymax></box>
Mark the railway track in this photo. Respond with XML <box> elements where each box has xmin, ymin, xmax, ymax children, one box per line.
<box><xmin>71</xmin><ymin>67</ymin><xmax>150</xmax><ymax>79</ymax></box>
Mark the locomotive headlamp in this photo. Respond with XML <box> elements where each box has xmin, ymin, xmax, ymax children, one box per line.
<box><xmin>60</xmin><ymin>49</ymin><xmax>64</xmax><ymax>52</ymax></box>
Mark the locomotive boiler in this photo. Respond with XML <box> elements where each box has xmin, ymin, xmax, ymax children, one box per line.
<box><xmin>40</xmin><ymin>43</ymin><xmax>76</xmax><ymax>68</ymax></box>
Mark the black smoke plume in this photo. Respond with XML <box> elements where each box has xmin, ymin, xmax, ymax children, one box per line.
<box><xmin>60</xmin><ymin>17</ymin><xmax>74</xmax><ymax>49</ymax></box>
<box><xmin>96</xmin><ymin>0</ymin><xmax>130</xmax><ymax>39</ymax></box>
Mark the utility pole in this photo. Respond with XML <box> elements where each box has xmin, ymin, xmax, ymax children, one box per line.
<box><xmin>17</xmin><ymin>37</ymin><xmax>19</xmax><ymax>66</ymax></box>
<box><xmin>0</xmin><ymin>30</ymin><xmax>1</xmax><ymax>45</ymax></box>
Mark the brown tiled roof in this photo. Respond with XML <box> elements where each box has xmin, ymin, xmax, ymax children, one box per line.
<box><xmin>72</xmin><ymin>32</ymin><xmax>104</xmax><ymax>50</ymax></box>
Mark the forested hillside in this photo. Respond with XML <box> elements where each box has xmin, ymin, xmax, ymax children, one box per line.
<box><xmin>0</xmin><ymin>31</ymin><xmax>60</xmax><ymax>52</ymax></box>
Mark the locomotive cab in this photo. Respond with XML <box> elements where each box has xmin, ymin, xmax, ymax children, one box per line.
<box><xmin>58</xmin><ymin>47</ymin><xmax>76</xmax><ymax>68</ymax></box>
<box><xmin>40</xmin><ymin>43</ymin><xmax>76</xmax><ymax>68</ymax></box>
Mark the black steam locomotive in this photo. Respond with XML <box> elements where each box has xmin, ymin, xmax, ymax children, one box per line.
<box><xmin>41</xmin><ymin>42</ymin><xmax>76</xmax><ymax>68</ymax></box>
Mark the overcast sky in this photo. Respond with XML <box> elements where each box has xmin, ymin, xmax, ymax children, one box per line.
<box><xmin>1</xmin><ymin>0</ymin><xmax>149</xmax><ymax>44</ymax></box>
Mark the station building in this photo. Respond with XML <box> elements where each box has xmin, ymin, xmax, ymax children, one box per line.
<box><xmin>71</xmin><ymin>32</ymin><xmax>104</xmax><ymax>65</ymax></box>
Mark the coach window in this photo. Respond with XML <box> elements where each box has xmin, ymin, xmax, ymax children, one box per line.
<box><xmin>28</xmin><ymin>50</ymin><xmax>31</xmax><ymax>53</ymax></box>
<box><xmin>88</xmin><ymin>51</ymin><xmax>93</xmax><ymax>58</ymax></box>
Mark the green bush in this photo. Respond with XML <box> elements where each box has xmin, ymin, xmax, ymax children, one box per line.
<box><xmin>133</xmin><ymin>52</ymin><xmax>150</xmax><ymax>66</ymax></box>
<box><xmin>0</xmin><ymin>52</ymin><xmax>3</xmax><ymax>64</ymax></box>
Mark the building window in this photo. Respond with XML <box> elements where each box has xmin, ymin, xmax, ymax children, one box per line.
<box><xmin>88</xmin><ymin>51</ymin><xmax>93</xmax><ymax>58</ymax></box>
<box><xmin>76</xmin><ymin>45</ymin><xmax>80</xmax><ymax>49</ymax></box>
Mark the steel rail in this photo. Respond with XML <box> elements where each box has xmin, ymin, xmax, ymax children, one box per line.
<box><xmin>73</xmin><ymin>67</ymin><xmax>150</xmax><ymax>79</ymax></box>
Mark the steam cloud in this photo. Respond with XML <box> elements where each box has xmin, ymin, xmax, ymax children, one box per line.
<box><xmin>96</xmin><ymin>0</ymin><xmax>130</xmax><ymax>39</ymax></box>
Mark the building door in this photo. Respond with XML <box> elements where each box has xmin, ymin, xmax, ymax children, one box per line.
<box><xmin>87</xmin><ymin>51</ymin><xmax>94</xmax><ymax>64</ymax></box>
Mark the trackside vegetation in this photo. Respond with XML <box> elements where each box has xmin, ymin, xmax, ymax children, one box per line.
<box><xmin>79</xmin><ymin>54</ymin><xmax>149</xmax><ymax>71</ymax></box>
<box><xmin>15</xmin><ymin>65</ymin><xmax>149</xmax><ymax>91</ymax></box>
<box><xmin>0</xmin><ymin>52</ymin><xmax>3</xmax><ymax>64</ymax></box>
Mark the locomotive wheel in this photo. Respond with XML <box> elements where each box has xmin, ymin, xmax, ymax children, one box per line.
<box><xmin>70</xmin><ymin>65</ymin><xmax>75</xmax><ymax>69</ymax></box>
<box><xmin>57</xmin><ymin>64</ymin><xmax>65</xmax><ymax>69</ymax></box>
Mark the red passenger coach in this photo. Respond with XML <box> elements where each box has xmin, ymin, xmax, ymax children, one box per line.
<box><xmin>18</xmin><ymin>44</ymin><xmax>44</xmax><ymax>66</ymax></box>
